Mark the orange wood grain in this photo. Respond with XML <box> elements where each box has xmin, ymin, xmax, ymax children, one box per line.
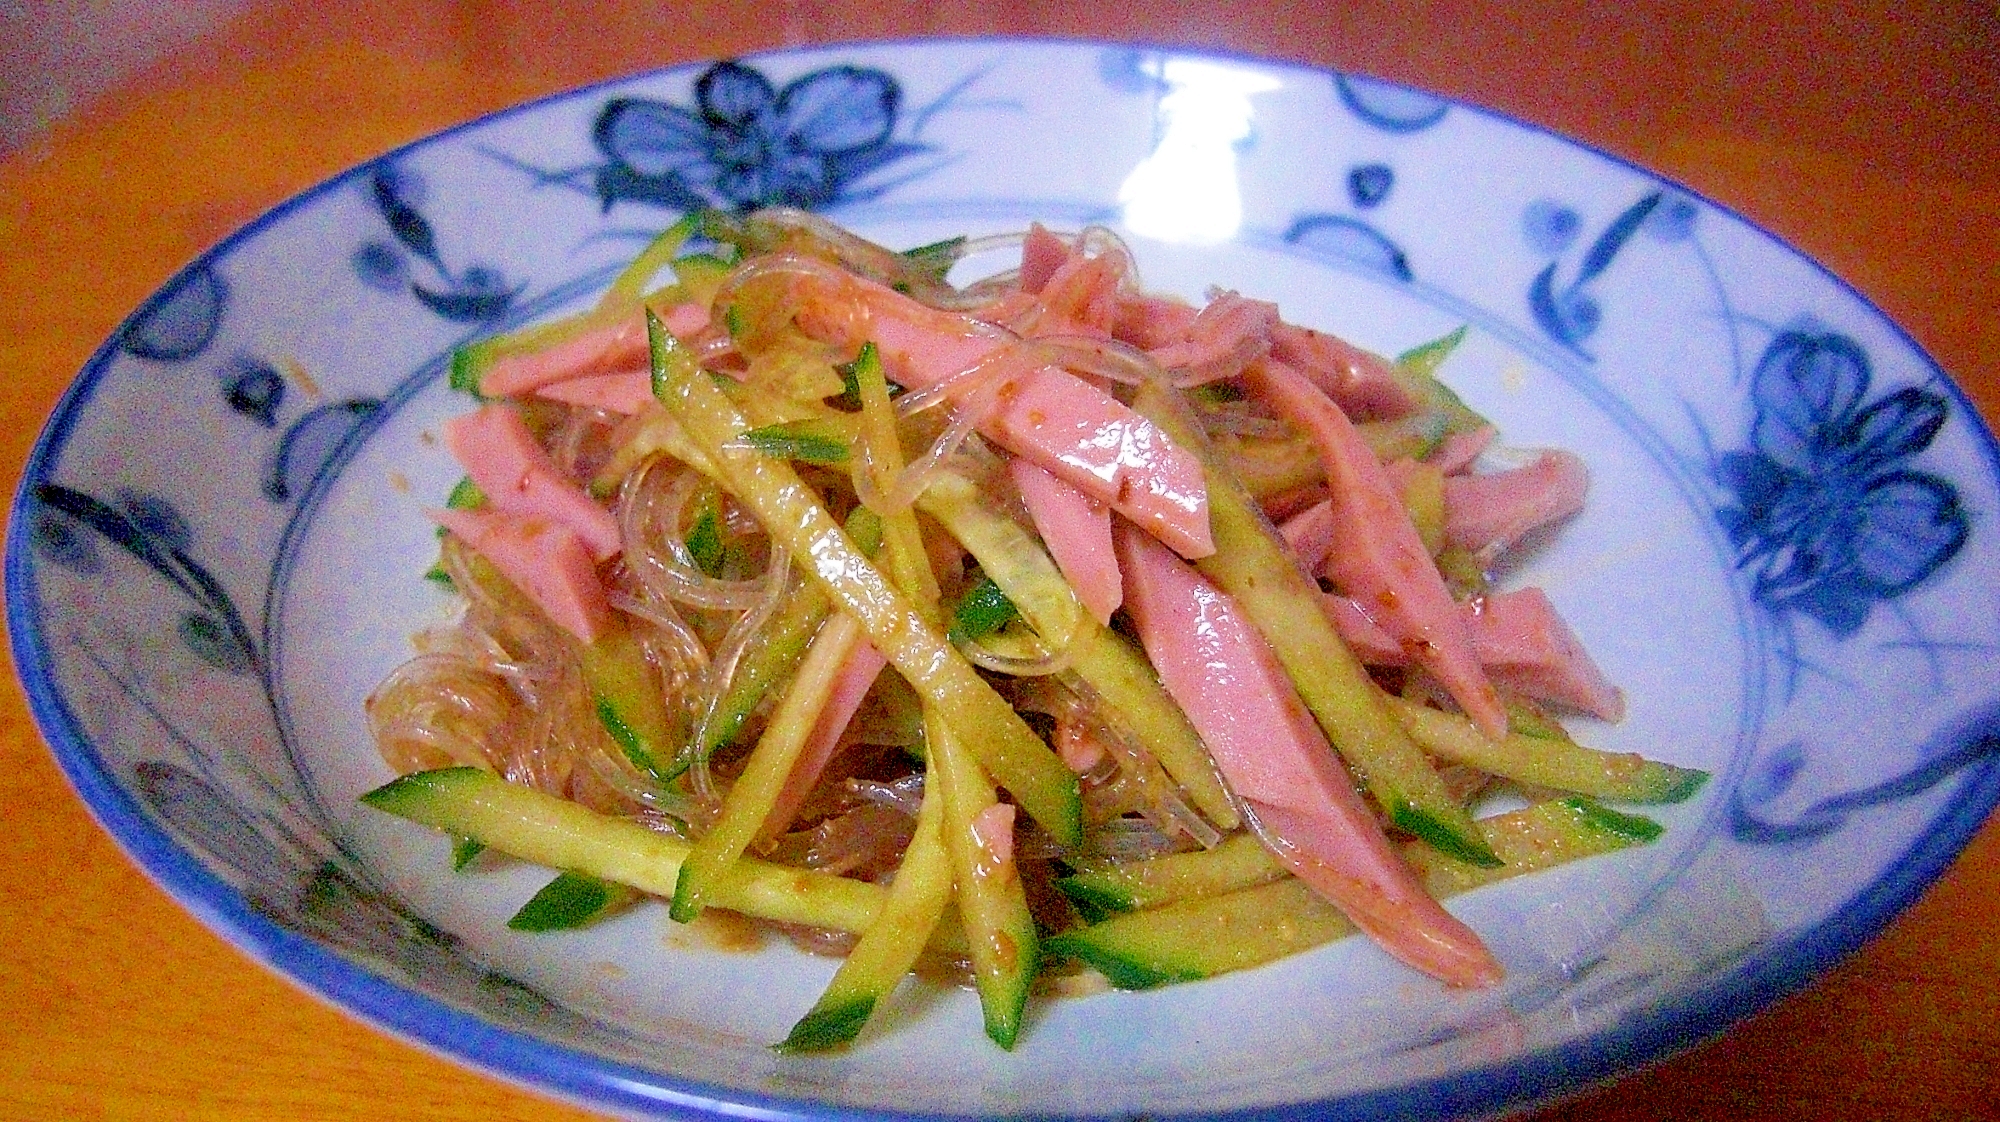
<box><xmin>2</xmin><ymin>3</ymin><xmax>1995</xmax><ymax>1119</ymax></box>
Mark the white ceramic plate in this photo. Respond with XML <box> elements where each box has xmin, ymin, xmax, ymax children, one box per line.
<box><xmin>13</xmin><ymin>38</ymin><xmax>2000</xmax><ymax>1121</ymax></box>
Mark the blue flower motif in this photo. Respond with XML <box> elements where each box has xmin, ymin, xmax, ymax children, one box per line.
<box><xmin>351</xmin><ymin>242</ymin><xmax>408</xmax><ymax>292</ymax></box>
<box><xmin>134</xmin><ymin>760</ymin><xmax>305</xmax><ymax>894</ymax></box>
<box><xmin>1522</xmin><ymin>199</ymin><xmax>1581</xmax><ymax>255</ymax></box>
<box><xmin>1716</xmin><ymin>329</ymin><xmax>1969</xmax><ymax>637</ymax></box>
<box><xmin>1283</xmin><ymin>214</ymin><xmax>1413</xmax><ymax>281</ymax></box>
<box><xmin>32</xmin><ymin>484</ymin><xmax>260</xmax><ymax>674</ymax></box>
<box><xmin>264</xmin><ymin>398</ymin><xmax>383</xmax><ymax>503</ymax></box>
<box><xmin>353</xmin><ymin>162</ymin><xmax>518</xmax><ymax>324</ymax></box>
<box><xmin>222</xmin><ymin>357</ymin><xmax>286</xmax><ymax>427</ymax></box>
<box><xmin>30</xmin><ymin>508</ymin><xmax>101</xmax><ymax>573</ymax></box>
<box><xmin>116</xmin><ymin>490</ymin><xmax>193</xmax><ymax>552</ymax></box>
<box><xmin>121</xmin><ymin>264</ymin><xmax>227</xmax><ymax>363</ymax></box>
<box><xmin>1730</xmin><ymin>701</ymin><xmax>2000</xmax><ymax>846</ymax></box>
<box><xmin>1347</xmin><ymin>163</ymin><xmax>1394</xmax><ymax>209</ymax></box>
<box><xmin>1529</xmin><ymin>191</ymin><xmax>1660</xmax><ymax>357</ymax></box>
<box><xmin>589</xmin><ymin>60</ymin><xmax>923</xmax><ymax>213</ymax></box>
<box><xmin>1333</xmin><ymin>73</ymin><xmax>1448</xmax><ymax>133</ymax></box>
<box><xmin>1644</xmin><ymin>191</ymin><xmax>1699</xmax><ymax>242</ymax></box>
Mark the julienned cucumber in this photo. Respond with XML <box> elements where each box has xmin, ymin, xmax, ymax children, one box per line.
<box><xmin>507</xmin><ymin>870</ymin><xmax>639</xmax><ymax>931</ymax></box>
<box><xmin>672</xmin><ymin>613</ymin><xmax>869</xmax><ymax>923</ymax></box>
<box><xmin>684</xmin><ymin>506</ymin><xmax>882</xmax><ymax>775</ymax></box>
<box><xmin>778</xmin><ymin>756</ymin><xmax>955</xmax><ymax>1053</ymax></box>
<box><xmin>649</xmin><ymin>321</ymin><xmax>1082</xmax><ymax>848</ymax></box>
<box><xmin>1047</xmin><ymin>879</ymin><xmax>1343</xmax><ymax>989</ymax></box>
<box><xmin>1386</xmin><ymin>696</ymin><xmax>1709</xmax><ymax>805</ymax></box>
<box><xmin>580</xmin><ymin>625</ymin><xmax>676</xmax><ymax>781</ymax></box>
<box><xmin>1390</xmin><ymin>324</ymin><xmax>1490</xmax><ymax>436</ymax></box>
<box><xmin>448</xmin><ymin>216</ymin><xmax>704</xmax><ymax>398</ymax></box>
<box><xmin>928</xmin><ymin>707</ymin><xmax>1039</xmax><ymax>1050</ymax></box>
<box><xmin>1057</xmin><ymin>832</ymin><xmax>1285</xmax><ymax>921</ymax></box>
<box><xmin>1047</xmin><ymin>798</ymin><xmax>1661</xmax><ymax>987</ymax></box>
<box><xmin>363</xmin><ymin>767</ymin><xmax>906</xmax><ymax>938</ymax></box>
<box><xmin>1402</xmin><ymin>796</ymin><xmax>1662</xmax><ymax>898</ymax></box>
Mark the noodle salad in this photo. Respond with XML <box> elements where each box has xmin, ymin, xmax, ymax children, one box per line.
<box><xmin>360</xmin><ymin>209</ymin><xmax>1705</xmax><ymax>1051</ymax></box>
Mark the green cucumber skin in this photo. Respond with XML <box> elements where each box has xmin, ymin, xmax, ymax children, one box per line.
<box><xmin>982</xmin><ymin>923</ymin><xmax>1037</xmax><ymax>1050</ymax></box>
<box><xmin>1045</xmin><ymin>879</ymin><xmax>1348</xmax><ymax>988</ymax></box>
<box><xmin>448</xmin><ymin>345</ymin><xmax>490</xmax><ymax>395</ymax></box>
<box><xmin>1054</xmin><ymin>879</ymin><xmax>1135</xmax><ymax>925</ymax></box>
<box><xmin>1390</xmin><ymin>696</ymin><xmax>1710</xmax><ymax>806</ymax></box>
<box><xmin>1393</xmin><ymin>324</ymin><xmax>1468</xmax><ymax>376</ymax></box>
<box><xmin>737</xmin><ymin>423</ymin><xmax>851</xmax><ymax>465</ymax></box>
<box><xmin>581</xmin><ymin>628</ymin><xmax>676</xmax><ymax>783</ymax></box>
<box><xmin>1648</xmin><ymin>765</ymin><xmax>1711</xmax><ymax>805</ymax></box>
<box><xmin>1390</xmin><ymin>324</ymin><xmax>1488</xmax><ymax>434</ymax></box>
<box><xmin>363</xmin><ymin>767</ymin><xmax>481</xmax><ymax>816</ymax></box>
<box><xmin>683</xmin><ymin>508</ymin><xmax>881</xmax><ymax>774</ymax></box>
<box><xmin>947</xmin><ymin>576</ymin><xmax>1019</xmax><ymax>644</ymax></box>
<box><xmin>593</xmin><ymin>695</ymin><xmax>663</xmax><ymax>779</ymax></box>
<box><xmin>685</xmin><ymin>502</ymin><xmax>726</xmax><ymax>577</ymax></box>
<box><xmin>450</xmin><ymin>835</ymin><xmax>487</xmax><ymax>871</ymax></box>
<box><xmin>687</xmin><ymin>584</ymin><xmax>827</xmax><ymax>769</ymax></box>
<box><xmin>1393</xmin><ymin>803</ymin><xmax>1506</xmax><ymax>868</ymax></box>
<box><xmin>507</xmin><ymin>871</ymin><xmax>633</xmax><ymax>932</ymax></box>
<box><xmin>1042</xmin><ymin>934</ymin><xmax>1204</xmax><ymax>990</ymax></box>
<box><xmin>1562</xmin><ymin>796</ymin><xmax>1665</xmax><ymax>843</ymax></box>
<box><xmin>1055</xmin><ymin>833</ymin><xmax>1283</xmax><ymax>919</ymax></box>
<box><xmin>777</xmin><ymin>996</ymin><xmax>878</xmax><ymax>1053</ymax></box>
<box><xmin>445</xmin><ymin>476</ymin><xmax>485</xmax><ymax>510</ymax></box>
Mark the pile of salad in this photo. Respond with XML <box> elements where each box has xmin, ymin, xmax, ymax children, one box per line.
<box><xmin>361</xmin><ymin>208</ymin><xmax>1704</xmax><ymax>1051</ymax></box>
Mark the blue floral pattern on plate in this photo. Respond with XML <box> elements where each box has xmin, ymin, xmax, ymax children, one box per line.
<box><xmin>10</xmin><ymin>41</ymin><xmax>2000</xmax><ymax>1122</ymax></box>
<box><xmin>498</xmin><ymin>59</ymin><xmax>938</xmax><ymax>215</ymax></box>
<box><xmin>120</xmin><ymin>263</ymin><xmax>228</xmax><ymax>361</ymax></box>
<box><xmin>1716</xmin><ymin>328</ymin><xmax>1968</xmax><ymax>636</ymax></box>
<box><xmin>357</xmin><ymin>162</ymin><xmax>520</xmax><ymax>322</ymax></box>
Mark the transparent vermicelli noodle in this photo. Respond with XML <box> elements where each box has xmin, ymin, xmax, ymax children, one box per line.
<box><xmin>365</xmin><ymin>652</ymin><xmax>519</xmax><ymax>775</ymax></box>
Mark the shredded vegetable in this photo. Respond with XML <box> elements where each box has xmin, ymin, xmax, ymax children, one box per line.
<box><xmin>362</xmin><ymin>210</ymin><xmax>1705</xmax><ymax>1051</ymax></box>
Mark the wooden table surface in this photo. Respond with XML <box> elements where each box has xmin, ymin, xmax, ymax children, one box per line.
<box><xmin>3</xmin><ymin>2</ymin><xmax>1996</xmax><ymax>1119</ymax></box>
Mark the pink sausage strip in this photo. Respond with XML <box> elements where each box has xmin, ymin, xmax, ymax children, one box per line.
<box><xmin>441</xmin><ymin>403</ymin><xmax>622</xmax><ymax>561</ymax></box>
<box><xmin>1443</xmin><ymin>449</ymin><xmax>1589</xmax><ymax>554</ymax></box>
<box><xmin>1277</xmin><ymin>498</ymin><xmax>1339</xmax><ymax>575</ymax></box>
<box><xmin>851</xmin><ymin>296</ymin><xmax>1214</xmax><ymax>559</ymax></box>
<box><xmin>1426</xmin><ymin>426</ymin><xmax>1496</xmax><ymax>476</ymax></box>
<box><xmin>1143</xmin><ymin>291</ymin><xmax>1278</xmax><ymax>383</ymax></box>
<box><xmin>1017</xmin><ymin>223</ymin><xmax>1070</xmax><ymax>294</ymax></box>
<box><xmin>429</xmin><ymin>507</ymin><xmax>610</xmax><ymax>643</ymax></box>
<box><xmin>1009</xmin><ymin>458</ymin><xmax>1122</xmax><ymax>626</ymax></box>
<box><xmin>1112</xmin><ymin>292</ymin><xmax>1199</xmax><ymax>351</ymax></box>
<box><xmin>534</xmin><ymin>369</ymin><xmax>656</xmax><ymax>415</ymax></box>
<box><xmin>1466</xmin><ymin>587</ymin><xmax>1626</xmax><ymax>721</ymax></box>
<box><xmin>1244</xmin><ymin>359</ymin><xmax>1508</xmax><ymax>739</ymax></box>
<box><xmin>1325</xmin><ymin>589</ymin><xmax>1624</xmax><ymax>721</ymax></box>
<box><xmin>1117</xmin><ymin>522</ymin><xmax>1502</xmax><ymax>988</ymax></box>
<box><xmin>1270</xmin><ymin>321</ymin><xmax>1416</xmax><ymax>422</ymax></box>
